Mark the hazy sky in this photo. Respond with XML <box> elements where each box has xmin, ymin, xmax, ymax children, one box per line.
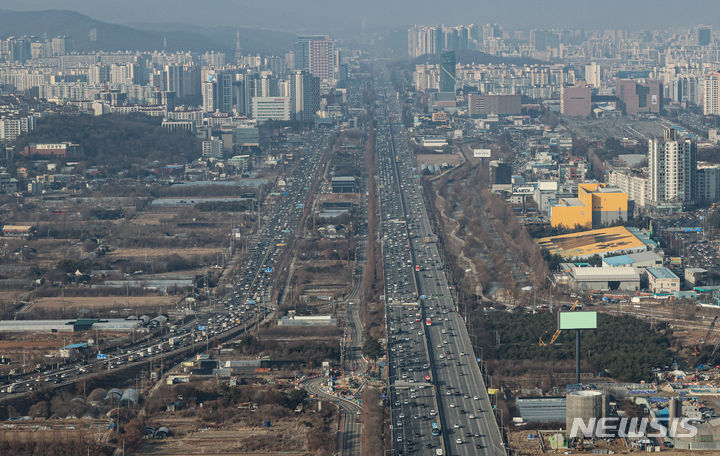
<box><xmin>2</xmin><ymin>0</ymin><xmax>720</xmax><ymax>31</ymax></box>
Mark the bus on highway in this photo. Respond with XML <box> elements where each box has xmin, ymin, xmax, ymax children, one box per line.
<box><xmin>425</xmin><ymin>318</ymin><xmax>432</xmax><ymax>326</ymax></box>
<box><xmin>431</xmin><ymin>422</ymin><xmax>441</xmax><ymax>436</ymax></box>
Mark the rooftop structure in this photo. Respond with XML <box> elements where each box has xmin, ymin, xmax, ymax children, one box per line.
<box><xmin>537</xmin><ymin>226</ymin><xmax>649</xmax><ymax>259</ymax></box>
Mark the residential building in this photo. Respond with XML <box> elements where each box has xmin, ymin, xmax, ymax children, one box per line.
<box><xmin>697</xmin><ymin>165</ymin><xmax>720</xmax><ymax>205</ymax></box>
<box><xmin>703</xmin><ymin>72</ymin><xmax>720</xmax><ymax>116</ymax></box>
<box><xmin>648</xmin><ymin>128</ymin><xmax>697</xmax><ymax>208</ymax></box>
<box><xmin>295</xmin><ymin>35</ymin><xmax>335</xmax><ymax>81</ymax></box>
<box><xmin>608</xmin><ymin>169</ymin><xmax>649</xmax><ymax>209</ymax></box>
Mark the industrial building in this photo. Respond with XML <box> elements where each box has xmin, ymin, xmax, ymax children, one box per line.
<box><xmin>549</xmin><ymin>183</ymin><xmax>628</xmax><ymax>229</ymax></box>
<box><xmin>602</xmin><ymin>251</ymin><xmax>664</xmax><ymax>269</ymax></box>
<box><xmin>564</xmin><ymin>264</ymin><xmax>641</xmax><ymax>292</ymax></box>
<box><xmin>331</xmin><ymin>176</ymin><xmax>359</xmax><ymax>193</ymax></box>
<box><xmin>516</xmin><ymin>397</ymin><xmax>566</xmax><ymax>423</ymax></box>
<box><xmin>646</xmin><ymin>267</ymin><xmax>680</xmax><ymax>293</ymax></box>
<box><xmin>277</xmin><ymin>315</ymin><xmax>337</xmax><ymax>326</ymax></box>
<box><xmin>0</xmin><ymin>318</ymin><xmax>144</xmax><ymax>333</ymax></box>
<box><xmin>537</xmin><ymin>226</ymin><xmax>651</xmax><ymax>259</ymax></box>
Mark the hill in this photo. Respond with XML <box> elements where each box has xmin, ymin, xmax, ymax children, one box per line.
<box><xmin>413</xmin><ymin>50</ymin><xmax>545</xmax><ymax>66</ymax></box>
<box><xmin>0</xmin><ymin>9</ymin><xmax>293</xmax><ymax>55</ymax></box>
<box><xmin>14</xmin><ymin>113</ymin><xmax>201</xmax><ymax>173</ymax></box>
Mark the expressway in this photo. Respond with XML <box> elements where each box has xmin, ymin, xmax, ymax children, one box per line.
<box><xmin>374</xmin><ymin>69</ymin><xmax>505</xmax><ymax>456</ymax></box>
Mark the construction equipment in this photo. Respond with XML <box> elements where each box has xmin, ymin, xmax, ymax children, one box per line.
<box><xmin>539</xmin><ymin>300</ymin><xmax>578</xmax><ymax>347</ymax></box>
<box><xmin>701</xmin><ymin>316</ymin><xmax>719</xmax><ymax>345</ymax></box>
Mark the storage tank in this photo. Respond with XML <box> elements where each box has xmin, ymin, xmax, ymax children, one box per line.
<box><xmin>566</xmin><ymin>390</ymin><xmax>605</xmax><ymax>437</ymax></box>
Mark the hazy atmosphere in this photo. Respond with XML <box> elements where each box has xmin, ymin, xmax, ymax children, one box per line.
<box><xmin>2</xmin><ymin>0</ymin><xmax>720</xmax><ymax>30</ymax></box>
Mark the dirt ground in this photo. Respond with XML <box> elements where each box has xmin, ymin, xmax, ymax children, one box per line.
<box><xmin>509</xmin><ymin>429</ymin><xmax>720</xmax><ymax>455</ymax></box>
<box><xmin>107</xmin><ymin>248</ymin><xmax>222</xmax><ymax>259</ymax></box>
<box><xmin>136</xmin><ymin>414</ymin><xmax>331</xmax><ymax>456</ymax></box>
<box><xmin>29</xmin><ymin>295</ymin><xmax>178</xmax><ymax>312</ymax></box>
<box><xmin>416</xmin><ymin>153</ymin><xmax>462</xmax><ymax>166</ymax></box>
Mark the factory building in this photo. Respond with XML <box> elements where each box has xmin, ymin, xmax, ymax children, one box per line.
<box><xmin>564</xmin><ymin>265</ymin><xmax>640</xmax><ymax>292</ymax></box>
<box><xmin>550</xmin><ymin>183</ymin><xmax>628</xmax><ymax>229</ymax></box>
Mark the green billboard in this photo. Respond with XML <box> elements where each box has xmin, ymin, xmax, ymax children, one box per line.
<box><xmin>558</xmin><ymin>311</ymin><xmax>597</xmax><ymax>330</ymax></box>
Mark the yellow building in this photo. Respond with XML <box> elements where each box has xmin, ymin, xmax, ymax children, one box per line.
<box><xmin>550</xmin><ymin>183</ymin><xmax>628</xmax><ymax>229</ymax></box>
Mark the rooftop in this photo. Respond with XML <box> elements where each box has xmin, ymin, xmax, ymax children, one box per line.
<box><xmin>646</xmin><ymin>267</ymin><xmax>679</xmax><ymax>280</ymax></box>
<box><xmin>537</xmin><ymin>226</ymin><xmax>648</xmax><ymax>259</ymax></box>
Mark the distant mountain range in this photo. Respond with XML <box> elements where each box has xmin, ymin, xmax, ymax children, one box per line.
<box><xmin>0</xmin><ymin>9</ymin><xmax>295</xmax><ymax>55</ymax></box>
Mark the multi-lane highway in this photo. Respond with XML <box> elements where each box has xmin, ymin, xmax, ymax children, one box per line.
<box><xmin>374</xmin><ymin>69</ymin><xmax>505</xmax><ymax>456</ymax></box>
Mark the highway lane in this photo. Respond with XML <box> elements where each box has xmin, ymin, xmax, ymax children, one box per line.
<box><xmin>374</xmin><ymin>67</ymin><xmax>504</xmax><ymax>456</ymax></box>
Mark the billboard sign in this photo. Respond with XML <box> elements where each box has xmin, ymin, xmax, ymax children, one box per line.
<box><xmin>513</xmin><ymin>186</ymin><xmax>535</xmax><ymax>195</ymax></box>
<box><xmin>97</xmin><ymin>353</ymin><xmax>107</xmax><ymax>360</ymax></box>
<box><xmin>473</xmin><ymin>148</ymin><xmax>491</xmax><ymax>158</ymax></box>
<box><xmin>558</xmin><ymin>311</ymin><xmax>597</xmax><ymax>330</ymax></box>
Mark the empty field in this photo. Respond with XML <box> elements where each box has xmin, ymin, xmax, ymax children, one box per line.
<box><xmin>30</xmin><ymin>295</ymin><xmax>177</xmax><ymax>312</ymax></box>
<box><xmin>107</xmin><ymin>248</ymin><xmax>222</xmax><ymax>258</ymax></box>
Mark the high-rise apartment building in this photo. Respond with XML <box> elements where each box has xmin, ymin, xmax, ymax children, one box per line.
<box><xmin>585</xmin><ymin>62</ymin><xmax>601</xmax><ymax>88</ymax></box>
<box><xmin>703</xmin><ymin>72</ymin><xmax>720</xmax><ymax>116</ymax></box>
<box><xmin>201</xmin><ymin>80</ymin><xmax>215</xmax><ymax>113</ymax></box>
<box><xmin>648</xmin><ymin>128</ymin><xmax>697</xmax><ymax>208</ymax></box>
<box><xmin>408</xmin><ymin>25</ymin><xmax>443</xmax><ymax>58</ymax></box>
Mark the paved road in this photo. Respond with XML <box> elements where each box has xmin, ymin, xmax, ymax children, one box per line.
<box><xmin>374</xmin><ymin>67</ymin><xmax>505</xmax><ymax>456</ymax></box>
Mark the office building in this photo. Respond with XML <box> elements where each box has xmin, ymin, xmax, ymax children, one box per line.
<box><xmin>202</xmin><ymin>138</ymin><xmax>223</xmax><ymax>159</ymax></box>
<box><xmin>295</xmin><ymin>36</ymin><xmax>335</xmax><ymax>81</ymax></box>
<box><xmin>648</xmin><ymin>128</ymin><xmax>697</xmax><ymax>208</ymax></box>
<box><xmin>560</xmin><ymin>82</ymin><xmax>591</xmax><ymax>117</ymax></box>
<box><xmin>646</xmin><ymin>267</ymin><xmax>680</xmax><ymax>293</ymax></box>
<box><xmin>697</xmin><ymin>26</ymin><xmax>712</xmax><ymax>46</ymax></box>
<box><xmin>616</xmin><ymin>79</ymin><xmax>662</xmax><ymax>114</ymax></box>
<box><xmin>252</xmin><ymin>97</ymin><xmax>291</xmax><ymax>121</ymax></box>
<box><xmin>468</xmin><ymin>94</ymin><xmax>521</xmax><ymax>116</ymax></box>
<box><xmin>290</xmin><ymin>70</ymin><xmax>320</xmax><ymax>121</ymax></box>
<box><xmin>439</xmin><ymin>51</ymin><xmax>456</xmax><ymax>93</ymax></box>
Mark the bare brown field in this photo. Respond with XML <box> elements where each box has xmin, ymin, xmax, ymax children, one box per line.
<box><xmin>137</xmin><ymin>415</ymin><xmax>322</xmax><ymax>456</ymax></box>
<box><xmin>107</xmin><ymin>248</ymin><xmax>222</xmax><ymax>258</ymax></box>
<box><xmin>130</xmin><ymin>212</ymin><xmax>179</xmax><ymax>225</ymax></box>
<box><xmin>416</xmin><ymin>153</ymin><xmax>462</xmax><ymax>166</ymax></box>
<box><xmin>30</xmin><ymin>295</ymin><xmax>177</xmax><ymax>311</ymax></box>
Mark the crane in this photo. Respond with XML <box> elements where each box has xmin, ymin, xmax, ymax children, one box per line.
<box><xmin>692</xmin><ymin>315</ymin><xmax>719</xmax><ymax>357</ymax></box>
<box><xmin>538</xmin><ymin>300</ymin><xmax>579</xmax><ymax>347</ymax></box>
